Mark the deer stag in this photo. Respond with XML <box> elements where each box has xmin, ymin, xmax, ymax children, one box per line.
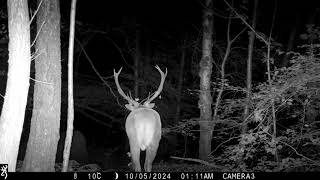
<box><xmin>114</xmin><ymin>65</ymin><xmax>167</xmax><ymax>172</ymax></box>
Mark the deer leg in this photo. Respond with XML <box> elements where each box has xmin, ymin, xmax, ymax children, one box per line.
<box><xmin>128</xmin><ymin>137</ymin><xmax>141</xmax><ymax>172</ymax></box>
<box><xmin>144</xmin><ymin>137</ymin><xmax>160</xmax><ymax>172</ymax></box>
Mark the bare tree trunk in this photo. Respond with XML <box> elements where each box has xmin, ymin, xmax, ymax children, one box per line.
<box><xmin>213</xmin><ymin>10</ymin><xmax>245</xmax><ymax>128</ymax></box>
<box><xmin>281</xmin><ymin>26</ymin><xmax>297</xmax><ymax>67</ymax></box>
<box><xmin>213</xmin><ymin>12</ymin><xmax>231</xmax><ymax>120</ymax></box>
<box><xmin>174</xmin><ymin>39</ymin><xmax>186</xmax><ymax>122</ymax></box>
<box><xmin>266</xmin><ymin>2</ymin><xmax>279</xmax><ymax>163</ymax></box>
<box><xmin>22</xmin><ymin>0</ymin><xmax>61</xmax><ymax>172</ymax></box>
<box><xmin>198</xmin><ymin>0</ymin><xmax>213</xmax><ymax>161</ymax></box>
<box><xmin>0</xmin><ymin>0</ymin><xmax>31</xmax><ymax>172</ymax></box>
<box><xmin>134</xmin><ymin>25</ymin><xmax>141</xmax><ymax>99</ymax></box>
<box><xmin>143</xmin><ymin>29</ymin><xmax>152</xmax><ymax>98</ymax></box>
<box><xmin>243</xmin><ymin>0</ymin><xmax>258</xmax><ymax>132</ymax></box>
<box><xmin>281</xmin><ymin>13</ymin><xmax>300</xmax><ymax>67</ymax></box>
<box><xmin>62</xmin><ymin>0</ymin><xmax>77</xmax><ymax>172</ymax></box>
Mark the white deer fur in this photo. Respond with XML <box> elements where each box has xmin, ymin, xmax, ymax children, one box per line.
<box><xmin>114</xmin><ymin>65</ymin><xmax>167</xmax><ymax>172</ymax></box>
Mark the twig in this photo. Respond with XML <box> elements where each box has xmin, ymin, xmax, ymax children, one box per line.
<box><xmin>76</xmin><ymin>109</ymin><xmax>112</xmax><ymax>128</ymax></box>
<box><xmin>222</xmin><ymin>0</ymin><xmax>269</xmax><ymax>45</ymax></box>
<box><xmin>31</xmin><ymin>48</ymin><xmax>42</xmax><ymax>61</ymax></box>
<box><xmin>101</xmin><ymin>36</ymin><xmax>132</xmax><ymax>69</ymax></box>
<box><xmin>29</xmin><ymin>77</ymin><xmax>53</xmax><ymax>85</ymax></box>
<box><xmin>279</xmin><ymin>141</ymin><xmax>319</xmax><ymax>165</ymax></box>
<box><xmin>170</xmin><ymin>156</ymin><xmax>225</xmax><ymax>169</ymax></box>
<box><xmin>29</xmin><ymin>0</ymin><xmax>43</xmax><ymax>25</ymax></box>
<box><xmin>74</xmin><ymin>38</ymin><xmax>120</xmax><ymax>106</ymax></box>
<box><xmin>231</xmin><ymin>27</ymin><xmax>247</xmax><ymax>44</ymax></box>
<box><xmin>31</xmin><ymin>21</ymin><xmax>45</xmax><ymax>47</ymax></box>
<box><xmin>75</xmin><ymin>104</ymin><xmax>116</xmax><ymax>121</ymax></box>
<box><xmin>210</xmin><ymin>136</ymin><xmax>239</xmax><ymax>155</ymax></box>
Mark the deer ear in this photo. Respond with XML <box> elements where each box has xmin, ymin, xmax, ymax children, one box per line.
<box><xmin>125</xmin><ymin>104</ymin><xmax>135</xmax><ymax>111</ymax></box>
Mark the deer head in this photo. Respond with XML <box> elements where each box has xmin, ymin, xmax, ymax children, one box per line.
<box><xmin>113</xmin><ymin>65</ymin><xmax>167</xmax><ymax>172</ymax></box>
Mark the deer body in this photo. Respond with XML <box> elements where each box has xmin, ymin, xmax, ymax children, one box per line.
<box><xmin>126</xmin><ymin>108</ymin><xmax>161</xmax><ymax>172</ymax></box>
<box><xmin>114</xmin><ymin>65</ymin><xmax>167</xmax><ymax>172</ymax></box>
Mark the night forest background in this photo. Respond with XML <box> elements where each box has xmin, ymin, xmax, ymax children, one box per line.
<box><xmin>1</xmin><ymin>0</ymin><xmax>320</xmax><ymax>172</ymax></box>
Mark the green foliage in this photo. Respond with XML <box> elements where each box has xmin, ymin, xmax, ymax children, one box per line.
<box><xmin>172</xmin><ymin>118</ymin><xmax>198</xmax><ymax>138</ymax></box>
<box><xmin>209</xmin><ymin>25</ymin><xmax>320</xmax><ymax>172</ymax></box>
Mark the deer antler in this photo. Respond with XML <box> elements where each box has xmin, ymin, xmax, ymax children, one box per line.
<box><xmin>114</xmin><ymin>68</ymin><xmax>140</xmax><ymax>107</ymax></box>
<box><xmin>144</xmin><ymin>65</ymin><xmax>167</xmax><ymax>106</ymax></box>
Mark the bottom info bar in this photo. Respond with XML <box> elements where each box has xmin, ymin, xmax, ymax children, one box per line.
<box><xmin>1</xmin><ymin>171</ymin><xmax>319</xmax><ymax>180</ymax></box>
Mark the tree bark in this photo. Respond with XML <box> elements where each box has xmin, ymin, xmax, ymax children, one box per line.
<box><xmin>198</xmin><ymin>0</ymin><xmax>213</xmax><ymax>161</ymax></box>
<box><xmin>134</xmin><ymin>25</ymin><xmax>141</xmax><ymax>99</ymax></box>
<box><xmin>22</xmin><ymin>0</ymin><xmax>61</xmax><ymax>172</ymax></box>
<box><xmin>280</xmin><ymin>13</ymin><xmax>300</xmax><ymax>67</ymax></box>
<box><xmin>0</xmin><ymin>0</ymin><xmax>31</xmax><ymax>172</ymax></box>
<box><xmin>243</xmin><ymin>0</ymin><xmax>258</xmax><ymax>132</ymax></box>
<box><xmin>174</xmin><ymin>39</ymin><xmax>186</xmax><ymax>122</ymax></box>
<box><xmin>62</xmin><ymin>0</ymin><xmax>77</xmax><ymax>172</ymax></box>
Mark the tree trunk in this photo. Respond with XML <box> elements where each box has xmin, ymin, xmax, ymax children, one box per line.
<box><xmin>198</xmin><ymin>0</ymin><xmax>213</xmax><ymax>161</ymax></box>
<box><xmin>62</xmin><ymin>0</ymin><xmax>77</xmax><ymax>172</ymax></box>
<box><xmin>174</xmin><ymin>39</ymin><xmax>186</xmax><ymax>122</ymax></box>
<box><xmin>281</xmin><ymin>13</ymin><xmax>300</xmax><ymax>67</ymax></box>
<box><xmin>134</xmin><ymin>25</ymin><xmax>141</xmax><ymax>99</ymax></box>
<box><xmin>22</xmin><ymin>0</ymin><xmax>61</xmax><ymax>172</ymax></box>
<box><xmin>0</xmin><ymin>0</ymin><xmax>31</xmax><ymax>172</ymax></box>
<box><xmin>243</xmin><ymin>0</ymin><xmax>258</xmax><ymax>132</ymax></box>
